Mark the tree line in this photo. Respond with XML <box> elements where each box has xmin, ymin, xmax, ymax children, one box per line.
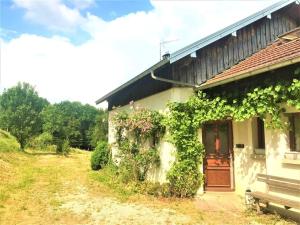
<box><xmin>0</xmin><ymin>82</ymin><xmax>108</xmax><ymax>152</ymax></box>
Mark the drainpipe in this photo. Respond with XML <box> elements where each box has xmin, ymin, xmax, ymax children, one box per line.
<box><xmin>150</xmin><ymin>71</ymin><xmax>202</xmax><ymax>88</ymax></box>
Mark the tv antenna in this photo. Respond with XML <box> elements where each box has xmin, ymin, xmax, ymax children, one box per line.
<box><xmin>159</xmin><ymin>38</ymin><xmax>179</xmax><ymax>60</ymax></box>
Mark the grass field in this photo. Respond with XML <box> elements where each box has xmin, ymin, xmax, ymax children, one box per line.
<box><xmin>0</xmin><ymin>149</ymin><xmax>297</xmax><ymax>225</ymax></box>
<box><xmin>0</xmin><ymin>129</ymin><xmax>20</xmax><ymax>152</ymax></box>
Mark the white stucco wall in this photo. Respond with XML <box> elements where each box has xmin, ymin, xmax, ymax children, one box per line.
<box><xmin>108</xmin><ymin>88</ymin><xmax>299</xmax><ymax>202</ymax></box>
<box><xmin>264</xmin><ymin>106</ymin><xmax>300</xmax><ymax>202</ymax></box>
<box><xmin>232</xmin><ymin>119</ymin><xmax>267</xmax><ymax>196</ymax></box>
<box><xmin>108</xmin><ymin>87</ymin><xmax>194</xmax><ymax>183</ymax></box>
<box><xmin>232</xmin><ymin>105</ymin><xmax>300</xmax><ymax>203</ymax></box>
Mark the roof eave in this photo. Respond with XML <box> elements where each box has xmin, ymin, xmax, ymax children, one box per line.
<box><xmin>198</xmin><ymin>55</ymin><xmax>300</xmax><ymax>90</ymax></box>
<box><xmin>95</xmin><ymin>59</ymin><xmax>170</xmax><ymax>105</ymax></box>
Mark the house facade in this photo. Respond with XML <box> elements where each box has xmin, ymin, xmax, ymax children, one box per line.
<box><xmin>97</xmin><ymin>0</ymin><xmax>300</xmax><ymax>204</ymax></box>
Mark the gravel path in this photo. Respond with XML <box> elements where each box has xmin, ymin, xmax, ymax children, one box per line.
<box><xmin>0</xmin><ymin>150</ymin><xmax>296</xmax><ymax>225</ymax></box>
<box><xmin>59</xmin><ymin>185</ymin><xmax>192</xmax><ymax>225</ymax></box>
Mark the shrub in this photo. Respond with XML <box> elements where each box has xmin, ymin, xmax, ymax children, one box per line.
<box><xmin>27</xmin><ymin>132</ymin><xmax>55</xmax><ymax>151</ymax></box>
<box><xmin>139</xmin><ymin>182</ymin><xmax>171</xmax><ymax>197</ymax></box>
<box><xmin>91</xmin><ymin>141</ymin><xmax>109</xmax><ymax>170</ymax></box>
<box><xmin>56</xmin><ymin>139</ymin><xmax>70</xmax><ymax>155</ymax></box>
<box><xmin>116</xmin><ymin>138</ymin><xmax>160</xmax><ymax>182</ymax></box>
<box><xmin>167</xmin><ymin>160</ymin><xmax>203</xmax><ymax>197</ymax></box>
<box><xmin>61</xmin><ymin>140</ymin><xmax>70</xmax><ymax>155</ymax></box>
<box><xmin>118</xmin><ymin>157</ymin><xmax>136</xmax><ymax>183</ymax></box>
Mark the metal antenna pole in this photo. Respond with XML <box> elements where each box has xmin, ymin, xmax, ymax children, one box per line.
<box><xmin>159</xmin><ymin>39</ymin><xmax>179</xmax><ymax>60</ymax></box>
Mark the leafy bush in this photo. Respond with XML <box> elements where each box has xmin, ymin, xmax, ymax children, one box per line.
<box><xmin>90</xmin><ymin>164</ymin><xmax>141</xmax><ymax>199</ymax></box>
<box><xmin>27</xmin><ymin>132</ymin><xmax>55</xmax><ymax>151</ymax></box>
<box><xmin>116</xmin><ymin>138</ymin><xmax>160</xmax><ymax>182</ymax></box>
<box><xmin>91</xmin><ymin>141</ymin><xmax>109</xmax><ymax>170</ymax></box>
<box><xmin>90</xmin><ymin>164</ymin><xmax>171</xmax><ymax>199</ymax></box>
<box><xmin>61</xmin><ymin>140</ymin><xmax>70</xmax><ymax>155</ymax></box>
<box><xmin>56</xmin><ymin>139</ymin><xmax>70</xmax><ymax>155</ymax></box>
<box><xmin>167</xmin><ymin>160</ymin><xmax>203</xmax><ymax>197</ymax></box>
<box><xmin>0</xmin><ymin>129</ymin><xmax>20</xmax><ymax>152</ymax></box>
<box><xmin>139</xmin><ymin>182</ymin><xmax>171</xmax><ymax>197</ymax></box>
<box><xmin>135</xmin><ymin>148</ymin><xmax>160</xmax><ymax>181</ymax></box>
<box><xmin>118</xmin><ymin>159</ymin><xmax>136</xmax><ymax>183</ymax></box>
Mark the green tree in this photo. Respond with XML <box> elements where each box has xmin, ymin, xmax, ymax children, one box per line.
<box><xmin>42</xmin><ymin>101</ymin><xmax>102</xmax><ymax>150</ymax></box>
<box><xmin>89</xmin><ymin>109</ymin><xmax>108</xmax><ymax>148</ymax></box>
<box><xmin>0</xmin><ymin>82</ymin><xmax>49</xmax><ymax>149</ymax></box>
<box><xmin>78</xmin><ymin>104</ymin><xmax>104</xmax><ymax>149</ymax></box>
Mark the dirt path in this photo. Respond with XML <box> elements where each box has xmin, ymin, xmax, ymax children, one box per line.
<box><xmin>0</xmin><ymin>151</ymin><xmax>196</xmax><ymax>225</ymax></box>
<box><xmin>0</xmin><ymin>151</ymin><xmax>296</xmax><ymax>225</ymax></box>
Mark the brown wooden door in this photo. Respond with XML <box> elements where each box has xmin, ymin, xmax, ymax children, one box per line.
<box><xmin>203</xmin><ymin>121</ymin><xmax>233</xmax><ymax>191</ymax></box>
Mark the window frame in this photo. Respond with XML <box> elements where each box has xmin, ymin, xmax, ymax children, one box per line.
<box><xmin>289</xmin><ymin>113</ymin><xmax>300</xmax><ymax>152</ymax></box>
<box><xmin>252</xmin><ymin>117</ymin><xmax>266</xmax><ymax>155</ymax></box>
<box><xmin>256</xmin><ymin>117</ymin><xmax>265</xmax><ymax>149</ymax></box>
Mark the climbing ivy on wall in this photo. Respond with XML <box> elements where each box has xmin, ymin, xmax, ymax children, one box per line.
<box><xmin>111</xmin><ymin>69</ymin><xmax>300</xmax><ymax>198</ymax></box>
<box><xmin>166</xmin><ymin>73</ymin><xmax>300</xmax><ymax>197</ymax></box>
<box><xmin>112</xmin><ymin>107</ymin><xmax>165</xmax><ymax>182</ymax></box>
<box><xmin>166</xmin><ymin>101</ymin><xmax>204</xmax><ymax>197</ymax></box>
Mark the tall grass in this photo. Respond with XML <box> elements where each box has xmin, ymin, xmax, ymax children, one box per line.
<box><xmin>0</xmin><ymin>129</ymin><xmax>20</xmax><ymax>152</ymax></box>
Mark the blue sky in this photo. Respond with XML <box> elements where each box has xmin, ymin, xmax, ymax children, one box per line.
<box><xmin>1</xmin><ymin>0</ymin><xmax>153</xmax><ymax>44</ymax></box>
<box><xmin>0</xmin><ymin>0</ymin><xmax>278</xmax><ymax>106</ymax></box>
<box><xmin>76</xmin><ymin>0</ymin><xmax>153</xmax><ymax>21</ymax></box>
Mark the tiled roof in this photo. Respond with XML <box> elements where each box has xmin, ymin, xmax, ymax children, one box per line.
<box><xmin>204</xmin><ymin>29</ymin><xmax>300</xmax><ymax>86</ymax></box>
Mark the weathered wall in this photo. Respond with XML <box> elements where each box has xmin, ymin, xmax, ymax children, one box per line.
<box><xmin>232</xmin><ymin>104</ymin><xmax>300</xmax><ymax>203</ymax></box>
<box><xmin>264</xmin><ymin>105</ymin><xmax>300</xmax><ymax>202</ymax></box>
<box><xmin>109</xmin><ymin>89</ymin><xmax>299</xmax><ymax>202</ymax></box>
<box><xmin>108</xmin><ymin>87</ymin><xmax>194</xmax><ymax>183</ymax></box>
<box><xmin>233</xmin><ymin>119</ymin><xmax>267</xmax><ymax>196</ymax></box>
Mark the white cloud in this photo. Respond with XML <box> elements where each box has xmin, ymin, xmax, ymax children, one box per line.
<box><xmin>71</xmin><ymin>0</ymin><xmax>95</xmax><ymax>10</ymax></box>
<box><xmin>13</xmin><ymin>0</ymin><xmax>85</xmax><ymax>31</ymax></box>
<box><xmin>1</xmin><ymin>1</ymin><xmax>278</xmax><ymax>107</ymax></box>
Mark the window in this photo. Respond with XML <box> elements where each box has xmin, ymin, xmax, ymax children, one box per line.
<box><xmin>256</xmin><ymin>118</ymin><xmax>265</xmax><ymax>149</ymax></box>
<box><xmin>252</xmin><ymin>117</ymin><xmax>265</xmax><ymax>155</ymax></box>
<box><xmin>203</xmin><ymin>122</ymin><xmax>230</xmax><ymax>156</ymax></box>
<box><xmin>289</xmin><ymin>113</ymin><xmax>300</xmax><ymax>152</ymax></box>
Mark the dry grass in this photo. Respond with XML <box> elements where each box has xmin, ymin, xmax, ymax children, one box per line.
<box><xmin>0</xmin><ymin>129</ymin><xmax>20</xmax><ymax>152</ymax></box>
<box><xmin>0</xmin><ymin>150</ymin><xmax>297</xmax><ymax>225</ymax></box>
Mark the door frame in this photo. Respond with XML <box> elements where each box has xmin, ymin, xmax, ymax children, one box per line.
<box><xmin>202</xmin><ymin>120</ymin><xmax>235</xmax><ymax>191</ymax></box>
